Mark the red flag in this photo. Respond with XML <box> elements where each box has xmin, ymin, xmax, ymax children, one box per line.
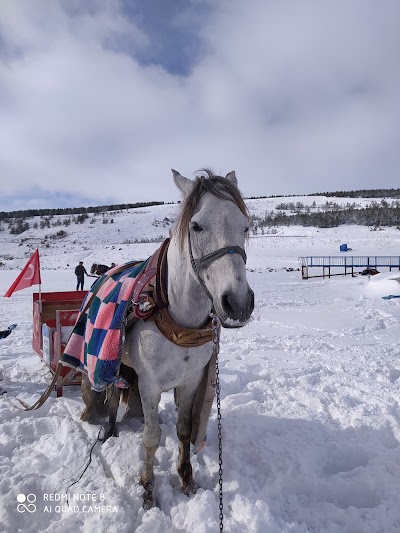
<box><xmin>4</xmin><ymin>249</ymin><xmax>41</xmax><ymax>297</ymax></box>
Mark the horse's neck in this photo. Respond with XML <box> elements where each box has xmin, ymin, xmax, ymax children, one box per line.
<box><xmin>166</xmin><ymin>240</ymin><xmax>211</xmax><ymax>328</ymax></box>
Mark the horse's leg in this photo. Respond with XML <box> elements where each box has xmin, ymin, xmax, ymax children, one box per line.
<box><xmin>124</xmin><ymin>375</ymin><xmax>144</xmax><ymax>418</ymax></box>
<box><xmin>103</xmin><ymin>385</ymin><xmax>120</xmax><ymax>441</ymax></box>
<box><xmin>80</xmin><ymin>374</ymin><xmax>108</xmax><ymax>423</ymax></box>
<box><xmin>175</xmin><ymin>380</ymin><xmax>201</xmax><ymax>495</ymax></box>
<box><xmin>138</xmin><ymin>381</ymin><xmax>161</xmax><ymax>509</ymax></box>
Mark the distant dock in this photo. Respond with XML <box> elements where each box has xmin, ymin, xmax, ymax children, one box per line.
<box><xmin>299</xmin><ymin>256</ymin><xmax>400</xmax><ymax>279</ymax></box>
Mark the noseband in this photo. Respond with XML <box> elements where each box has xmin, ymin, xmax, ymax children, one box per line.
<box><xmin>188</xmin><ymin>232</ymin><xmax>247</xmax><ymax>303</ymax></box>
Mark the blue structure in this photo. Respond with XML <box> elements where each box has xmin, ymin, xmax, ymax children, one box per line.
<box><xmin>339</xmin><ymin>244</ymin><xmax>348</xmax><ymax>252</ymax></box>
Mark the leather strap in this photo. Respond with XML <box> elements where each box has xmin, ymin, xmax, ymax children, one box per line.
<box><xmin>188</xmin><ymin>234</ymin><xmax>247</xmax><ymax>303</ymax></box>
<box><xmin>154</xmin><ymin>238</ymin><xmax>170</xmax><ymax>309</ymax></box>
<box><xmin>152</xmin><ymin>308</ymin><xmax>212</xmax><ymax>348</ymax></box>
<box><xmin>150</xmin><ymin>239</ymin><xmax>213</xmax><ymax>348</ymax></box>
<box><xmin>192</xmin><ymin>245</ymin><xmax>247</xmax><ymax>273</ymax></box>
<box><xmin>17</xmin><ymin>363</ymin><xmax>77</xmax><ymax>411</ymax></box>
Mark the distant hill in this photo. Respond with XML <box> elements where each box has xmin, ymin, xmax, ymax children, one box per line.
<box><xmin>1</xmin><ymin>191</ymin><xmax>399</xmax><ymax>239</ymax></box>
<box><xmin>1</xmin><ymin>189</ymin><xmax>400</xmax><ymax>220</ymax></box>
<box><xmin>0</xmin><ymin>194</ymin><xmax>399</xmax><ymax>270</ymax></box>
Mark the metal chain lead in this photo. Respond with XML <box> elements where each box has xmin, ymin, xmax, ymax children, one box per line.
<box><xmin>211</xmin><ymin>311</ymin><xmax>223</xmax><ymax>532</ymax></box>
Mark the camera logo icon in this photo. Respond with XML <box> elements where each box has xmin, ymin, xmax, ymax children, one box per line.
<box><xmin>17</xmin><ymin>494</ymin><xmax>37</xmax><ymax>513</ymax></box>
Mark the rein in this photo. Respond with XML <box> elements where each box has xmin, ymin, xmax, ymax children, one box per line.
<box><xmin>211</xmin><ymin>311</ymin><xmax>224</xmax><ymax>532</ymax></box>
<box><xmin>187</xmin><ymin>233</ymin><xmax>247</xmax><ymax>533</ymax></box>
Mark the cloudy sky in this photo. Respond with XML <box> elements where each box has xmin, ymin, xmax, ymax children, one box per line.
<box><xmin>1</xmin><ymin>0</ymin><xmax>399</xmax><ymax>210</ymax></box>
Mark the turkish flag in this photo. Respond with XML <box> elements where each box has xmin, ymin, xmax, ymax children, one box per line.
<box><xmin>4</xmin><ymin>249</ymin><xmax>41</xmax><ymax>297</ymax></box>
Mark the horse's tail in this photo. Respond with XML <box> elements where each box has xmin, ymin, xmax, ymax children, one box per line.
<box><xmin>121</xmin><ymin>390</ymin><xmax>130</xmax><ymax>404</ymax></box>
<box><xmin>119</xmin><ymin>363</ymin><xmax>139</xmax><ymax>404</ymax></box>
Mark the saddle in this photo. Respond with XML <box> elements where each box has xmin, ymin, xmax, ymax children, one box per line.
<box><xmin>127</xmin><ymin>239</ymin><xmax>213</xmax><ymax>348</ymax></box>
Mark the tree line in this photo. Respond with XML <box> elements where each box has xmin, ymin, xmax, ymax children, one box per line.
<box><xmin>308</xmin><ymin>188</ymin><xmax>400</xmax><ymax>199</ymax></box>
<box><xmin>253</xmin><ymin>202</ymin><xmax>400</xmax><ymax>229</ymax></box>
<box><xmin>0</xmin><ymin>201</ymin><xmax>164</xmax><ymax>221</ymax></box>
<box><xmin>248</xmin><ymin>188</ymin><xmax>400</xmax><ymax>200</ymax></box>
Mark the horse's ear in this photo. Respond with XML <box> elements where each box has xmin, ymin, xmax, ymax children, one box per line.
<box><xmin>172</xmin><ymin>169</ymin><xmax>193</xmax><ymax>196</ymax></box>
<box><xmin>225</xmin><ymin>171</ymin><xmax>237</xmax><ymax>186</ymax></box>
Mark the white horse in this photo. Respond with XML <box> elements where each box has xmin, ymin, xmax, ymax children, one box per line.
<box><xmin>118</xmin><ymin>169</ymin><xmax>254</xmax><ymax>508</ymax></box>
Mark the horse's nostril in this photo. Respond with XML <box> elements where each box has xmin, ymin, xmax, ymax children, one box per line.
<box><xmin>221</xmin><ymin>293</ymin><xmax>235</xmax><ymax>318</ymax></box>
<box><xmin>249</xmin><ymin>290</ymin><xmax>255</xmax><ymax>313</ymax></box>
<box><xmin>221</xmin><ymin>289</ymin><xmax>254</xmax><ymax>321</ymax></box>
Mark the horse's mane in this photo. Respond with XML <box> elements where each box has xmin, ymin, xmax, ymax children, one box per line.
<box><xmin>174</xmin><ymin>169</ymin><xmax>249</xmax><ymax>249</ymax></box>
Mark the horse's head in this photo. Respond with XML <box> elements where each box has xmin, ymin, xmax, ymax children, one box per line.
<box><xmin>172</xmin><ymin>169</ymin><xmax>254</xmax><ymax>328</ymax></box>
<box><xmin>90</xmin><ymin>263</ymin><xmax>97</xmax><ymax>275</ymax></box>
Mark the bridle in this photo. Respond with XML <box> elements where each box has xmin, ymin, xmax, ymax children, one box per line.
<box><xmin>188</xmin><ymin>230</ymin><xmax>247</xmax><ymax>304</ymax></box>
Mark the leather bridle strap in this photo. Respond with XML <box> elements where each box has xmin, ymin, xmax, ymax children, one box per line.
<box><xmin>188</xmin><ymin>233</ymin><xmax>247</xmax><ymax>303</ymax></box>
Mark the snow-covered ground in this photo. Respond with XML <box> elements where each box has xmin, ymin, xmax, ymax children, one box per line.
<box><xmin>1</xmin><ymin>199</ymin><xmax>400</xmax><ymax>532</ymax></box>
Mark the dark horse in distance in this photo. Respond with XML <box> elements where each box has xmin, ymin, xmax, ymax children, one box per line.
<box><xmin>90</xmin><ymin>263</ymin><xmax>110</xmax><ymax>276</ymax></box>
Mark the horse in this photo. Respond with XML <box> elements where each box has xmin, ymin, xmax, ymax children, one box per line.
<box><xmin>83</xmin><ymin>169</ymin><xmax>254</xmax><ymax>509</ymax></box>
<box><xmin>90</xmin><ymin>263</ymin><xmax>110</xmax><ymax>276</ymax></box>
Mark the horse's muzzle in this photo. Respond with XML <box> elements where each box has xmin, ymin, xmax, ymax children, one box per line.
<box><xmin>220</xmin><ymin>288</ymin><xmax>254</xmax><ymax>328</ymax></box>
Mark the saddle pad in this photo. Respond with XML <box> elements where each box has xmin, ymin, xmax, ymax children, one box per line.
<box><xmin>61</xmin><ymin>260</ymin><xmax>149</xmax><ymax>391</ymax></box>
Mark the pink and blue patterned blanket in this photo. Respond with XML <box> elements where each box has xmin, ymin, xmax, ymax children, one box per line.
<box><xmin>61</xmin><ymin>260</ymin><xmax>150</xmax><ymax>391</ymax></box>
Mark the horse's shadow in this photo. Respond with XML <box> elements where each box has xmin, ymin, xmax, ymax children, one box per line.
<box><xmin>102</xmin><ymin>395</ymin><xmax>400</xmax><ymax>531</ymax></box>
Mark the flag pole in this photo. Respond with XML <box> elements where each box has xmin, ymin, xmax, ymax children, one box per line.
<box><xmin>38</xmin><ymin>280</ymin><xmax>42</xmax><ymax>313</ymax></box>
<box><xmin>38</xmin><ymin>249</ymin><xmax>42</xmax><ymax>313</ymax></box>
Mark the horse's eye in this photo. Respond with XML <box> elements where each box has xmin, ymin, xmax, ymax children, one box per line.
<box><xmin>192</xmin><ymin>222</ymin><xmax>203</xmax><ymax>233</ymax></box>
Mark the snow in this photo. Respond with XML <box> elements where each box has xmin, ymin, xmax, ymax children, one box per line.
<box><xmin>1</xmin><ymin>199</ymin><xmax>400</xmax><ymax>532</ymax></box>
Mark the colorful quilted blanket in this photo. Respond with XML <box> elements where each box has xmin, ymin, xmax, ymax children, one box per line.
<box><xmin>61</xmin><ymin>260</ymin><xmax>150</xmax><ymax>391</ymax></box>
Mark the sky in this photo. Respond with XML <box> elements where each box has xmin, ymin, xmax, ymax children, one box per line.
<box><xmin>1</xmin><ymin>0</ymin><xmax>399</xmax><ymax>211</ymax></box>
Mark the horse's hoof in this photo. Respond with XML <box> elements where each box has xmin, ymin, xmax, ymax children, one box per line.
<box><xmin>142</xmin><ymin>494</ymin><xmax>156</xmax><ymax>510</ymax></box>
<box><xmin>140</xmin><ymin>477</ymin><xmax>155</xmax><ymax>510</ymax></box>
<box><xmin>101</xmin><ymin>423</ymin><xmax>118</xmax><ymax>442</ymax></box>
<box><xmin>182</xmin><ymin>480</ymin><xmax>199</xmax><ymax>496</ymax></box>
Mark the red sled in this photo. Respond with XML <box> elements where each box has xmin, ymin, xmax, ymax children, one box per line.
<box><xmin>32</xmin><ymin>291</ymin><xmax>86</xmax><ymax>396</ymax></box>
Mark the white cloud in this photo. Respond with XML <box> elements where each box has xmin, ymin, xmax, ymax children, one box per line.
<box><xmin>0</xmin><ymin>0</ymin><xmax>399</xmax><ymax>210</ymax></box>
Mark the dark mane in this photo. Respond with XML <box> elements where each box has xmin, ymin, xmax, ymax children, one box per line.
<box><xmin>174</xmin><ymin>169</ymin><xmax>249</xmax><ymax>249</ymax></box>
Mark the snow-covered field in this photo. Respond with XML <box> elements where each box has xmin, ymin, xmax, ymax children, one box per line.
<box><xmin>1</xmin><ymin>198</ymin><xmax>400</xmax><ymax>532</ymax></box>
